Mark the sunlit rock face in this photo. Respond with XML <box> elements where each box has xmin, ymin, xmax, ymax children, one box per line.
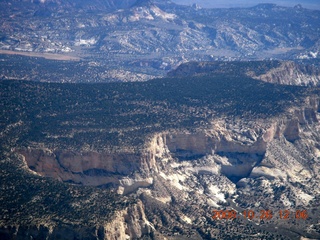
<box><xmin>16</xmin><ymin>97</ymin><xmax>320</xmax><ymax>239</ymax></box>
<box><xmin>0</xmin><ymin>199</ymin><xmax>154</xmax><ymax>240</ymax></box>
<box><xmin>4</xmin><ymin>75</ymin><xmax>320</xmax><ymax>239</ymax></box>
<box><xmin>20</xmin><ymin>94</ymin><xmax>320</xmax><ymax>188</ymax></box>
<box><xmin>168</xmin><ymin>61</ymin><xmax>320</xmax><ymax>87</ymax></box>
<box><xmin>252</xmin><ymin>61</ymin><xmax>320</xmax><ymax>86</ymax></box>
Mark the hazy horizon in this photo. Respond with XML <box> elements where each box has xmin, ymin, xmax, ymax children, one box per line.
<box><xmin>171</xmin><ymin>0</ymin><xmax>320</xmax><ymax>10</ymax></box>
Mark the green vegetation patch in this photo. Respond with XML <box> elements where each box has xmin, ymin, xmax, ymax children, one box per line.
<box><xmin>0</xmin><ymin>75</ymin><xmax>312</xmax><ymax>150</ymax></box>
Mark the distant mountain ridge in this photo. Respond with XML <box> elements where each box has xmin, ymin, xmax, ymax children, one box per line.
<box><xmin>0</xmin><ymin>0</ymin><xmax>319</xmax><ymax>81</ymax></box>
<box><xmin>171</xmin><ymin>0</ymin><xmax>320</xmax><ymax>10</ymax></box>
<box><xmin>5</xmin><ymin>0</ymin><xmax>138</xmax><ymax>10</ymax></box>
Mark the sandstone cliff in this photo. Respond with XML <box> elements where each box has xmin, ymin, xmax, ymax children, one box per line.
<box><xmin>251</xmin><ymin>61</ymin><xmax>320</xmax><ymax>86</ymax></box>
<box><xmin>2</xmin><ymin>75</ymin><xmax>320</xmax><ymax>239</ymax></box>
<box><xmin>168</xmin><ymin>60</ymin><xmax>320</xmax><ymax>87</ymax></box>
<box><xmin>0</xmin><ymin>200</ymin><xmax>156</xmax><ymax>240</ymax></box>
<box><xmin>19</xmin><ymin>94</ymin><xmax>319</xmax><ymax>187</ymax></box>
<box><xmin>12</xmin><ymin>94</ymin><xmax>320</xmax><ymax>239</ymax></box>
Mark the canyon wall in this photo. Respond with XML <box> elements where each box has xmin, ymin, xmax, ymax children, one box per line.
<box><xmin>18</xmin><ymin>95</ymin><xmax>320</xmax><ymax>188</ymax></box>
<box><xmin>10</xmin><ymin>95</ymin><xmax>320</xmax><ymax>239</ymax></box>
<box><xmin>168</xmin><ymin>61</ymin><xmax>320</xmax><ymax>87</ymax></box>
<box><xmin>253</xmin><ymin>61</ymin><xmax>320</xmax><ymax>86</ymax></box>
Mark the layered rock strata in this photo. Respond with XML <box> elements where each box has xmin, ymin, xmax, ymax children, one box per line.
<box><xmin>19</xmin><ymin>95</ymin><xmax>319</xmax><ymax>192</ymax></box>
<box><xmin>12</xmin><ymin>95</ymin><xmax>320</xmax><ymax>239</ymax></box>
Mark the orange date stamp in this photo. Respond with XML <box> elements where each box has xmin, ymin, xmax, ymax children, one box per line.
<box><xmin>212</xmin><ymin>209</ymin><xmax>308</xmax><ymax>220</ymax></box>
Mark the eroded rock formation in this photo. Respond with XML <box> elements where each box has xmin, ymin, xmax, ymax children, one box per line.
<box><xmin>19</xmin><ymin>95</ymin><xmax>319</xmax><ymax>188</ymax></box>
<box><xmin>253</xmin><ymin>61</ymin><xmax>320</xmax><ymax>86</ymax></box>
<box><xmin>9</xmin><ymin>89</ymin><xmax>320</xmax><ymax>239</ymax></box>
<box><xmin>168</xmin><ymin>60</ymin><xmax>320</xmax><ymax>87</ymax></box>
<box><xmin>0</xmin><ymin>200</ymin><xmax>156</xmax><ymax>240</ymax></box>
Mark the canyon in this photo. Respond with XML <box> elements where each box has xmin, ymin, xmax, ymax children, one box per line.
<box><xmin>11</xmin><ymin>93</ymin><xmax>320</xmax><ymax>239</ymax></box>
<box><xmin>1</xmin><ymin>60</ymin><xmax>320</xmax><ymax>238</ymax></box>
<box><xmin>1</xmin><ymin>0</ymin><xmax>320</xmax><ymax>238</ymax></box>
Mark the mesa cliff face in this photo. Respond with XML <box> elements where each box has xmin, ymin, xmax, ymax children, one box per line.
<box><xmin>13</xmin><ymin>94</ymin><xmax>320</xmax><ymax>239</ymax></box>
<box><xmin>2</xmin><ymin>74</ymin><xmax>320</xmax><ymax>239</ymax></box>
<box><xmin>19</xmin><ymin>94</ymin><xmax>319</xmax><ymax>187</ymax></box>
<box><xmin>251</xmin><ymin>61</ymin><xmax>320</xmax><ymax>86</ymax></box>
<box><xmin>168</xmin><ymin>60</ymin><xmax>320</xmax><ymax>87</ymax></box>
<box><xmin>18</xmin><ymin>149</ymin><xmax>144</xmax><ymax>186</ymax></box>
